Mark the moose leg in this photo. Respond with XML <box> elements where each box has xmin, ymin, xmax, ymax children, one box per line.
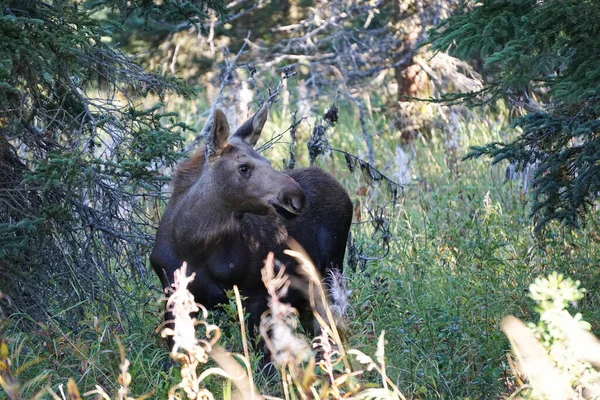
<box><xmin>244</xmin><ymin>295</ymin><xmax>277</xmax><ymax>373</ymax></box>
<box><xmin>164</xmin><ymin>308</ymin><xmax>175</xmax><ymax>349</ymax></box>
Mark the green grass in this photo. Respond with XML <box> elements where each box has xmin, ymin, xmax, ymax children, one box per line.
<box><xmin>2</xmin><ymin>98</ymin><xmax>600</xmax><ymax>399</ymax></box>
<box><xmin>337</xmin><ymin>106</ymin><xmax>600</xmax><ymax>398</ymax></box>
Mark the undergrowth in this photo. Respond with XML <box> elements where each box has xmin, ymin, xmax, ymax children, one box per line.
<box><xmin>1</xmin><ymin>101</ymin><xmax>600</xmax><ymax>399</ymax></box>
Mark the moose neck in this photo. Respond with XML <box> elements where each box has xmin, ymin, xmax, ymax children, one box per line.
<box><xmin>172</xmin><ymin>169</ymin><xmax>242</xmax><ymax>251</ymax></box>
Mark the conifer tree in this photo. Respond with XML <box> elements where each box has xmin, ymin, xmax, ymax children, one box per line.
<box><xmin>429</xmin><ymin>0</ymin><xmax>600</xmax><ymax>229</ymax></box>
<box><xmin>0</xmin><ymin>0</ymin><xmax>224</xmax><ymax>320</ymax></box>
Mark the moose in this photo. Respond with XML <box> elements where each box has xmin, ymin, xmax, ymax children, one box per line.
<box><xmin>150</xmin><ymin>103</ymin><xmax>352</xmax><ymax>343</ymax></box>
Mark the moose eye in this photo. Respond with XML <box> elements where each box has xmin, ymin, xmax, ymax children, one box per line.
<box><xmin>238</xmin><ymin>164</ymin><xmax>250</xmax><ymax>174</ymax></box>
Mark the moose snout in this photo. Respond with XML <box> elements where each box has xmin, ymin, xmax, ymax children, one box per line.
<box><xmin>278</xmin><ymin>180</ymin><xmax>306</xmax><ymax>215</ymax></box>
<box><xmin>289</xmin><ymin>191</ymin><xmax>305</xmax><ymax>213</ymax></box>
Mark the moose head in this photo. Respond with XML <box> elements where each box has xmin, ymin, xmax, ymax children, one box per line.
<box><xmin>202</xmin><ymin>103</ymin><xmax>306</xmax><ymax>217</ymax></box>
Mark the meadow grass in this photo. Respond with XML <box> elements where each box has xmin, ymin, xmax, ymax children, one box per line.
<box><xmin>332</xmin><ymin>104</ymin><xmax>600</xmax><ymax>398</ymax></box>
<box><xmin>1</xmin><ymin>100</ymin><xmax>600</xmax><ymax>399</ymax></box>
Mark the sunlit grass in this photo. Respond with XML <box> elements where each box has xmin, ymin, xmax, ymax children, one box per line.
<box><xmin>2</xmin><ymin>96</ymin><xmax>600</xmax><ymax>399</ymax></box>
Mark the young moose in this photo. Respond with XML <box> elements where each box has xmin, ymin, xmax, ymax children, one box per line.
<box><xmin>150</xmin><ymin>103</ymin><xmax>352</xmax><ymax>340</ymax></box>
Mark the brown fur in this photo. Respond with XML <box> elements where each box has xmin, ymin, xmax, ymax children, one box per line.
<box><xmin>150</xmin><ymin>107</ymin><xmax>353</xmax><ymax>349</ymax></box>
<box><xmin>171</xmin><ymin>147</ymin><xmax>205</xmax><ymax>199</ymax></box>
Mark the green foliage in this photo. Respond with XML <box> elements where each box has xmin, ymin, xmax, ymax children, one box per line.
<box><xmin>503</xmin><ymin>273</ymin><xmax>600</xmax><ymax>399</ymax></box>
<box><xmin>1</xmin><ymin>1</ymin><xmax>599</xmax><ymax>396</ymax></box>
<box><xmin>0</xmin><ymin>0</ymin><xmax>220</xmax><ymax>320</ymax></box>
<box><xmin>429</xmin><ymin>0</ymin><xmax>600</xmax><ymax>229</ymax></box>
<box><xmin>96</xmin><ymin>0</ymin><xmax>227</xmax><ymax>79</ymax></box>
<box><xmin>0</xmin><ymin>308</ymin><xmax>176</xmax><ymax>399</ymax></box>
<box><xmin>339</xmin><ymin>113</ymin><xmax>600</xmax><ymax>398</ymax></box>
<box><xmin>94</xmin><ymin>0</ymin><xmax>227</xmax><ymax>28</ymax></box>
<box><xmin>2</xmin><ymin>94</ymin><xmax>600</xmax><ymax>398</ymax></box>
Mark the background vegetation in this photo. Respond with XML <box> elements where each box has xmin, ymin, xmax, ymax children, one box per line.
<box><xmin>1</xmin><ymin>0</ymin><xmax>599</xmax><ymax>398</ymax></box>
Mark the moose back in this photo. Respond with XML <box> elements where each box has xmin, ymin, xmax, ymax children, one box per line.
<box><xmin>150</xmin><ymin>103</ymin><xmax>353</xmax><ymax>332</ymax></box>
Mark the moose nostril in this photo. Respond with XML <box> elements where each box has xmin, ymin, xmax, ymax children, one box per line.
<box><xmin>290</xmin><ymin>196</ymin><xmax>304</xmax><ymax>213</ymax></box>
<box><xmin>279</xmin><ymin>177</ymin><xmax>306</xmax><ymax>214</ymax></box>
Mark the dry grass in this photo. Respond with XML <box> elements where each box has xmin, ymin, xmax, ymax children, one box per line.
<box><xmin>0</xmin><ymin>252</ymin><xmax>407</xmax><ymax>400</ymax></box>
<box><xmin>157</xmin><ymin>250</ymin><xmax>405</xmax><ymax>400</ymax></box>
<box><xmin>4</xmin><ymin>259</ymin><xmax>600</xmax><ymax>399</ymax></box>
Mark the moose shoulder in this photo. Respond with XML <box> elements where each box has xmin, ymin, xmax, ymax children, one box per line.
<box><xmin>150</xmin><ymin>103</ymin><xmax>353</xmax><ymax>333</ymax></box>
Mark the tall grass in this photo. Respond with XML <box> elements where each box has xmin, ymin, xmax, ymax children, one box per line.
<box><xmin>1</xmin><ymin>99</ymin><xmax>600</xmax><ymax>398</ymax></box>
<box><xmin>1</xmin><ymin>254</ymin><xmax>406</xmax><ymax>399</ymax></box>
<box><xmin>334</xmin><ymin>103</ymin><xmax>600</xmax><ymax>398</ymax></box>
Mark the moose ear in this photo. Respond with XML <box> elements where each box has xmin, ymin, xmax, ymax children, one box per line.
<box><xmin>206</xmin><ymin>109</ymin><xmax>230</xmax><ymax>160</ymax></box>
<box><xmin>232</xmin><ymin>102</ymin><xmax>269</xmax><ymax>147</ymax></box>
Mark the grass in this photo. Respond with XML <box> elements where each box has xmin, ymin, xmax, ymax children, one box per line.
<box><xmin>2</xmin><ymin>97</ymin><xmax>600</xmax><ymax>399</ymax></box>
<box><xmin>335</xmin><ymin>105</ymin><xmax>600</xmax><ymax>398</ymax></box>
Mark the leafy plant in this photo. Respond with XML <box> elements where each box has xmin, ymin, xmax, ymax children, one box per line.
<box><xmin>0</xmin><ymin>0</ymin><xmax>223</xmax><ymax>321</ymax></box>
<box><xmin>503</xmin><ymin>272</ymin><xmax>600</xmax><ymax>399</ymax></box>
<box><xmin>429</xmin><ymin>0</ymin><xmax>600</xmax><ymax>229</ymax></box>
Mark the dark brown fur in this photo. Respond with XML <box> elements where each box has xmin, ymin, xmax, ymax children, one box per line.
<box><xmin>150</xmin><ymin>105</ymin><xmax>353</xmax><ymax>338</ymax></box>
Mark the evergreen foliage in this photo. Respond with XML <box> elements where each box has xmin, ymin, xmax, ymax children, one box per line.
<box><xmin>429</xmin><ymin>0</ymin><xmax>600</xmax><ymax>229</ymax></box>
<box><xmin>97</xmin><ymin>0</ymin><xmax>226</xmax><ymax>27</ymax></box>
<box><xmin>0</xmin><ymin>0</ymin><xmax>224</xmax><ymax>320</ymax></box>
